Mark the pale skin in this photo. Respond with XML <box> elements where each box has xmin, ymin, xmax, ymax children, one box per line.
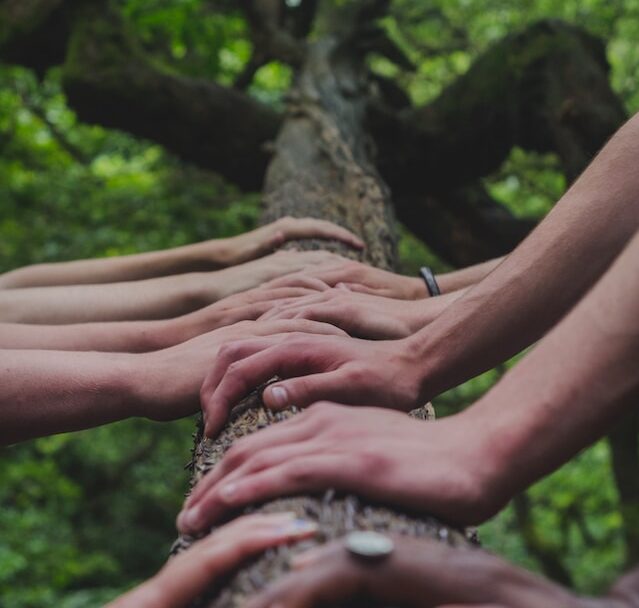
<box><xmin>0</xmin><ymin>216</ymin><xmax>364</xmax><ymax>288</ymax></box>
<box><xmin>0</xmin><ymin>250</ymin><xmax>347</xmax><ymax>324</ymax></box>
<box><xmin>245</xmin><ymin>535</ymin><xmax>639</xmax><ymax>608</ymax></box>
<box><xmin>196</xmin><ymin>111</ymin><xmax>639</xmax><ymax>435</ymax></box>
<box><xmin>259</xmin><ymin>285</ymin><xmax>468</xmax><ymax>339</ymax></box>
<box><xmin>106</xmin><ymin>512</ymin><xmax>318</xmax><ymax>608</ymax></box>
<box><xmin>179</xmin><ymin>229</ymin><xmax>639</xmax><ymax>532</ymax></box>
<box><xmin>0</xmin><ymin>319</ymin><xmax>346</xmax><ymax>446</ymax></box>
<box><xmin>0</xmin><ymin>285</ymin><xmax>323</xmax><ymax>351</ymax></box>
<box><xmin>264</xmin><ymin>255</ymin><xmax>501</xmax><ymax>300</ymax></box>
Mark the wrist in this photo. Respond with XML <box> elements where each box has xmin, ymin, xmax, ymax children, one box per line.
<box><xmin>407</xmin><ymin>276</ymin><xmax>429</xmax><ymax>299</ymax></box>
<box><xmin>177</xmin><ymin>306</ymin><xmax>225</xmax><ymax>342</ymax></box>
<box><xmin>403</xmin><ymin>299</ymin><xmax>439</xmax><ymax>334</ymax></box>
<box><xmin>128</xmin><ymin>349</ymin><xmax>200</xmax><ymax>421</ymax></box>
<box><xmin>401</xmin><ymin>329</ymin><xmax>449</xmax><ymax>403</ymax></box>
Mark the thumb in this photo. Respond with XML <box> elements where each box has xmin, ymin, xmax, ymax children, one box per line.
<box><xmin>263</xmin><ymin>371</ymin><xmax>350</xmax><ymax>410</ymax></box>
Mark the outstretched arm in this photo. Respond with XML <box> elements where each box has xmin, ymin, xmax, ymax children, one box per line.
<box><xmin>437</xmin><ymin>256</ymin><xmax>503</xmax><ymax>293</ymax></box>
<box><xmin>414</xmin><ymin>112</ymin><xmax>639</xmax><ymax>398</ymax></box>
<box><xmin>0</xmin><ymin>286</ymin><xmax>316</xmax><ymax>351</ymax></box>
<box><xmin>0</xmin><ymin>318</ymin><xmax>344</xmax><ymax>446</ymax></box>
<box><xmin>0</xmin><ymin>217</ymin><xmax>363</xmax><ymax>288</ymax></box>
<box><xmin>0</xmin><ymin>250</ymin><xmax>341</xmax><ymax>324</ymax></box>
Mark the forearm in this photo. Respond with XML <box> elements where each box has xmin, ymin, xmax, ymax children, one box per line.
<box><xmin>437</xmin><ymin>256</ymin><xmax>504</xmax><ymax>293</ymax></box>
<box><xmin>414</xmin><ymin>113</ymin><xmax>639</xmax><ymax>397</ymax></box>
<box><xmin>399</xmin><ymin>288</ymin><xmax>468</xmax><ymax>334</ymax></box>
<box><xmin>0</xmin><ymin>241</ymin><xmax>227</xmax><ymax>288</ymax></box>
<box><xmin>0</xmin><ymin>272</ymin><xmax>215</xmax><ymax>323</ymax></box>
<box><xmin>0</xmin><ymin>349</ymin><xmax>145</xmax><ymax>445</ymax></box>
<box><xmin>0</xmin><ymin>319</ymin><xmax>185</xmax><ymax>352</ymax></box>
<box><xmin>470</xmin><ymin>231</ymin><xmax>639</xmax><ymax>505</ymax></box>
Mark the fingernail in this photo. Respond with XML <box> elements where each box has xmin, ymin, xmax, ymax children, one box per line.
<box><xmin>220</xmin><ymin>483</ymin><xmax>236</xmax><ymax>502</ymax></box>
<box><xmin>268</xmin><ymin>385</ymin><xmax>289</xmax><ymax>408</ymax></box>
<box><xmin>278</xmin><ymin>519</ymin><xmax>318</xmax><ymax>536</ymax></box>
<box><xmin>178</xmin><ymin>505</ymin><xmax>201</xmax><ymax>532</ymax></box>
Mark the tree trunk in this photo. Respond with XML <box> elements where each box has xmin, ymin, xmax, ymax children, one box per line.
<box><xmin>171</xmin><ymin>14</ymin><xmax>473</xmax><ymax>608</ymax></box>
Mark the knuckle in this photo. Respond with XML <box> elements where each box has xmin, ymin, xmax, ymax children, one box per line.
<box><xmin>217</xmin><ymin>342</ymin><xmax>240</xmax><ymax>363</ymax></box>
<box><xmin>199</xmin><ymin>382</ymin><xmax>213</xmax><ymax>406</ymax></box>
<box><xmin>225</xmin><ymin>441</ymin><xmax>250</xmax><ymax>467</ymax></box>
<box><xmin>356</xmin><ymin>449</ymin><xmax>391</xmax><ymax>477</ymax></box>
<box><xmin>226</xmin><ymin>360</ymin><xmax>243</xmax><ymax>378</ymax></box>
<box><xmin>285</xmin><ymin>461</ymin><xmax>315</xmax><ymax>485</ymax></box>
<box><xmin>250</xmin><ymin>451</ymin><xmax>275</xmax><ymax>472</ymax></box>
<box><xmin>344</xmin><ymin>363</ymin><xmax>369</xmax><ymax>387</ymax></box>
<box><xmin>306</xmin><ymin>402</ymin><xmax>340</xmax><ymax>427</ymax></box>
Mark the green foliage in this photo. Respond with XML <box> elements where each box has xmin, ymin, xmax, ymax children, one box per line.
<box><xmin>0</xmin><ymin>1</ymin><xmax>637</xmax><ymax>606</ymax></box>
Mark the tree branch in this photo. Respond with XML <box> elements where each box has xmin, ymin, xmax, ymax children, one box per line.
<box><xmin>395</xmin><ymin>184</ymin><xmax>535</xmax><ymax>267</ymax></box>
<box><xmin>60</xmin><ymin>3</ymin><xmax>281</xmax><ymax>190</ymax></box>
<box><xmin>234</xmin><ymin>0</ymin><xmax>309</xmax><ymax>90</ymax></box>
<box><xmin>372</xmin><ymin>19</ymin><xmax>626</xmax><ymax>198</ymax></box>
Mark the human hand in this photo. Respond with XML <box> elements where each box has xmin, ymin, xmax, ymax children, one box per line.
<box><xmin>214</xmin><ymin>250</ymin><xmax>350</xmax><ymax>299</ymax></box>
<box><xmin>177</xmin><ymin>404</ymin><xmax>504</xmax><ymax>535</ymax></box>
<box><xmin>176</xmin><ymin>284</ymin><xmax>322</xmax><ymax>341</ymax></box>
<box><xmin>243</xmin><ymin>534</ymin><xmax>584</xmax><ymax>608</ymax></box>
<box><xmin>260</xmin><ymin>287</ymin><xmax>429</xmax><ymax>338</ymax></box>
<box><xmin>106</xmin><ymin>512</ymin><xmax>317</xmax><ymax>608</ymax></box>
<box><xmin>200</xmin><ymin>331</ymin><xmax>425</xmax><ymax>437</ymax></box>
<box><xmin>219</xmin><ymin>216</ymin><xmax>364</xmax><ymax>266</ymax></box>
<box><xmin>264</xmin><ymin>258</ymin><xmax>427</xmax><ymax>299</ymax></box>
<box><xmin>134</xmin><ymin>319</ymin><xmax>347</xmax><ymax>422</ymax></box>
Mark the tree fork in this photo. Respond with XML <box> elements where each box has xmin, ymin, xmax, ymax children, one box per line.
<box><xmin>172</xmin><ymin>12</ymin><xmax>473</xmax><ymax>608</ymax></box>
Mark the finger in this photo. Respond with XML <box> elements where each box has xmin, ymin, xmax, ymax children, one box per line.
<box><xmin>178</xmin><ymin>442</ymin><xmax>328</xmax><ymax>534</ymax></box>
<box><xmin>201</xmin><ymin>337</ymin><xmax>282</xmax><ymax>436</ymax></box>
<box><xmin>287</xmin><ymin>219</ymin><xmax>365</xmax><ymax>250</ymax></box>
<box><xmin>336</xmin><ymin>282</ymin><xmax>381</xmax><ymax>295</ymax></box>
<box><xmin>150</xmin><ymin>513</ymin><xmax>317</xmax><ymax>608</ymax></box>
<box><xmin>263</xmin><ymin>369</ymin><xmax>355</xmax><ymax>410</ymax></box>
<box><xmin>180</xmin><ymin>454</ymin><xmax>357</xmax><ymax>532</ymax></box>
<box><xmin>265</xmin><ymin>274</ymin><xmax>331</xmax><ymax>292</ymax></box>
<box><xmin>183</xmin><ymin>415</ymin><xmax>316</xmax><ymax>510</ymax></box>
<box><xmin>204</xmin><ymin>339</ymin><xmax>341</xmax><ymax>436</ymax></box>
<box><xmin>254</xmin><ymin>319</ymin><xmax>346</xmax><ymax>338</ymax></box>
<box><xmin>260</xmin><ymin>305</ymin><xmax>318</xmax><ymax>324</ymax></box>
<box><xmin>245</xmin><ymin>548</ymin><xmax>363</xmax><ymax>608</ymax></box>
<box><xmin>243</xmin><ymin>287</ymin><xmax>318</xmax><ymax>304</ymax></box>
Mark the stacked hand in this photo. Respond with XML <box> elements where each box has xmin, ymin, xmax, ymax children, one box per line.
<box><xmin>177</xmin><ymin>404</ymin><xmax>504</xmax><ymax>535</ymax></box>
<box><xmin>265</xmin><ymin>258</ymin><xmax>427</xmax><ymax>299</ymax></box>
<box><xmin>260</xmin><ymin>287</ymin><xmax>432</xmax><ymax>338</ymax></box>
<box><xmin>211</xmin><ymin>250</ymin><xmax>351</xmax><ymax>300</ymax></box>
<box><xmin>199</xmin><ymin>332</ymin><xmax>426</xmax><ymax>436</ymax></box>
<box><xmin>134</xmin><ymin>319</ymin><xmax>347</xmax><ymax>422</ymax></box>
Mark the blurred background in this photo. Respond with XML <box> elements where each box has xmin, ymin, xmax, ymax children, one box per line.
<box><xmin>0</xmin><ymin>0</ymin><xmax>638</xmax><ymax>606</ymax></box>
